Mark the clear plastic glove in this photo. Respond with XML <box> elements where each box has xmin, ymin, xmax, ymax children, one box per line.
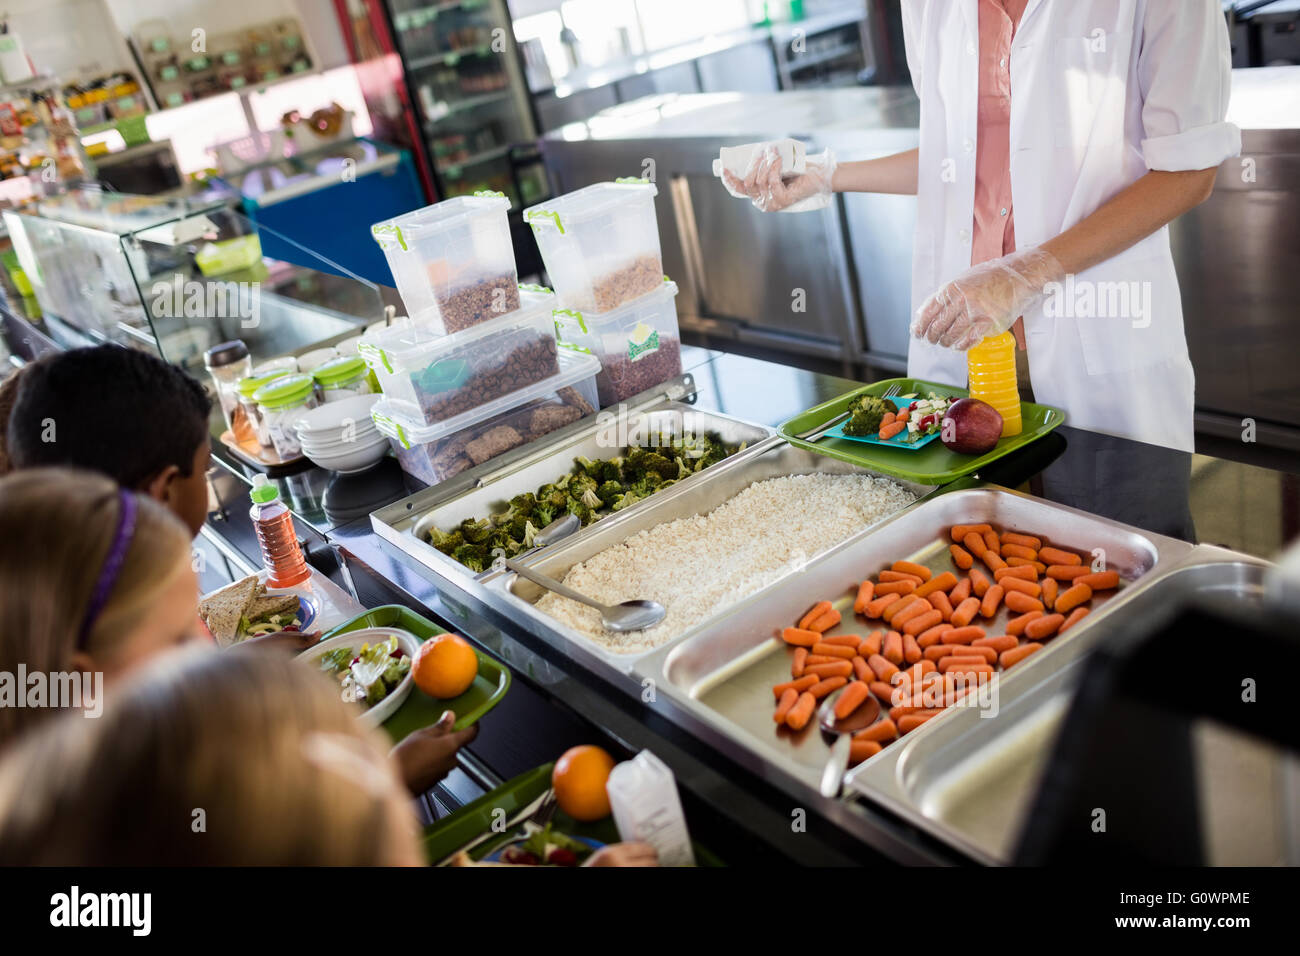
<box><xmin>911</xmin><ymin>247</ymin><xmax>1066</xmax><ymax>350</ymax></box>
<box><xmin>720</xmin><ymin>144</ymin><xmax>837</xmax><ymax>213</ymax></box>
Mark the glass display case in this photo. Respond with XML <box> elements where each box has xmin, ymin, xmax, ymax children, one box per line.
<box><xmin>2</xmin><ymin>186</ymin><xmax>387</xmax><ymax>372</ymax></box>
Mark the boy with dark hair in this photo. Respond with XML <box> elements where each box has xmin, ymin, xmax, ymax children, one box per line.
<box><xmin>4</xmin><ymin>345</ymin><xmax>213</xmax><ymax>535</ymax></box>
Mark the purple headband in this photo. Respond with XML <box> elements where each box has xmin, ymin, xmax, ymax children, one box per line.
<box><xmin>78</xmin><ymin>490</ymin><xmax>138</xmax><ymax>649</ymax></box>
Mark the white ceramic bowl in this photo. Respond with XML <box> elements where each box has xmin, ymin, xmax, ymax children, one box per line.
<box><xmin>294</xmin><ymin>393</ymin><xmax>380</xmax><ymax>439</ymax></box>
<box><xmin>302</xmin><ymin>436</ymin><xmax>389</xmax><ymax>474</ymax></box>
<box><xmin>297</xmin><ymin>627</ymin><xmax>420</xmax><ymax>726</ymax></box>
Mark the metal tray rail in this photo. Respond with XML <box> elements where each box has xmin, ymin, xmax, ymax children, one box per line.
<box><xmin>631</xmin><ymin>485</ymin><xmax>1196</xmax><ymax>798</ymax></box>
<box><xmin>844</xmin><ymin>549</ymin><xmax>1272</xmax><ymax>863</ymax></box>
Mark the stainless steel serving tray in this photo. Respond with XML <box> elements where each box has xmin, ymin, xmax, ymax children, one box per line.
<box><xmin>844</xmin><ymin>548</ymin><xmax>1272</xmax><ymax>864</ymax></box>
<box><xmin>484</xmin><ymin>438</ymin><xmax>939</xmax><ymax>674</ymax></box>
<box><xmin>370</xmin><ymin>397</ymin><xmax>772</xmax><ymax>584</ymax></box>
<box><xmin>631</xmin><ymin>485</ymin><xmax>1196</xmax><ymax>802</ymax></box>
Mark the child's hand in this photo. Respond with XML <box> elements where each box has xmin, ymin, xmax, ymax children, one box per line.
<box><xmin>231</xmin><ymin>630</ymin><xmax>319</xmax><ymax>655</ymax></box>
<box><xmin>583</xmin><ymin>842</ymin><xmax>659</xmax><ymax>867</ymax></box>
<box><xmin>391</xmin><ymin>711</ymin><xmax>478</xmax><ymax>795</ymax></box>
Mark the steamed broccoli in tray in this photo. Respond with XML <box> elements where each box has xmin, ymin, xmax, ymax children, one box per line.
<box><xmin>841</xmin><ymin>394</ymin><xmax>892</xmax><ymax>437</ymax></box>
<box><xmin>426</xmin><ymin>430</ymin><xmax>747</xmax><ymax>569</ymax></box>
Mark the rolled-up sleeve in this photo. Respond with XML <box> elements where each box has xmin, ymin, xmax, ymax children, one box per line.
<box><xmin>901</xmin><ymin>0</ymin><xmax>924</xmax><ymax>98</ymax></box>
<box><xmin>1139</xmin><ymin>0</ymin><xmax>1241</xmax><ymax>170</ymax></box>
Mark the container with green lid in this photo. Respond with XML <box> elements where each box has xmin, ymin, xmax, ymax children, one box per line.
<box><xmin>312</xmin><ymin>355</ymin><xmax>372</xmax><ymax>403</ymax></box>
<box><xmin>235</xmin><ymin>369</ymin><xmax>290</xmax><ymax>449</ymax></box>
<box><xmin>252</xmin><ymin>374</ymin><xmax>319</xmax><ymax>459</ymax></box>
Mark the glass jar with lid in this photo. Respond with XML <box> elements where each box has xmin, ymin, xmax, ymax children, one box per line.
<box><xmin>236</xmin><ymin>369</ymin><xmax>290</xmax><ymax>448</ymax></box>
<box><xmin>312</xmin><ymin>355</ymin><xmax>372</xmax><ymax>403</ymax></box>
<box><xmin>252</xmin><ymin>373</ymin><xmax>318</xmax><ymax>458</ymax></box>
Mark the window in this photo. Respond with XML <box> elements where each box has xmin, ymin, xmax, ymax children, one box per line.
<box><xmin>634</xmin><ymin>0</ymin><xmax>750</xmax><ymax>52</ymax></box>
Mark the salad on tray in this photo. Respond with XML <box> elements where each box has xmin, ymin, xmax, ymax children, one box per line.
<box><xmin>319</xmin><ymin>635</ymin><xmax>411</xmax><ymax>708</ymax></box>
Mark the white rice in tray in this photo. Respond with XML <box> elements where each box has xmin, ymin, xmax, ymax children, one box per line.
<box><xmin>534</xmin><ymin>473</ymin><xmax>917</xmax><ymax>655</ymax></box>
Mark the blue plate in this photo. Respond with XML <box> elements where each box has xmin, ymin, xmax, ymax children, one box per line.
<box><xmin>295</xmin><ymin>597</ymin><xmax>317</xmax><ymax>632</ymax></box>
<box><xmin>823</xmin><ymin>395</ymin><xmax>946</xmax><ymax>452</ymax></box>
<box><xmin>482</xmin><ymin>834</ymin><xmax>604</xmax><ymax>865</ymax></box>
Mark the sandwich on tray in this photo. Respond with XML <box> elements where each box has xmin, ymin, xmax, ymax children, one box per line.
<box><xmin>198</xmin><ymin>575</ymin><xmax>303</xmax><ymax>646</ymax></box>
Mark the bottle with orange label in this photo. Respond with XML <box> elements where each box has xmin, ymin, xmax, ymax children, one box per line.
<box><xmin>966</xmin><ymin>331</ymin><xmax>1022</xmax><ymax>437</ymax></box>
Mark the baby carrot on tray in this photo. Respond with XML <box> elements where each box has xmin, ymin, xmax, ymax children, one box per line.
<box><xmin>769</xmin><ymin>520</ymin><xmax>1132</xmax><ymax>763</ymax></box>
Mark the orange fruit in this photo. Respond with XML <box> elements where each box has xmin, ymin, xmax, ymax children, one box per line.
<box><xmin>411</xmin><ymin>633</ymin><xmax>478</xmax><ymax>699</ymax></box>
<box><xmin>552</xmin><ymin>745</ymin><xmax>616</xmax><ymax>822</ymax></box>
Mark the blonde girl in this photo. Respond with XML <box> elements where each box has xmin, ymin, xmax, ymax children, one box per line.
<box><xmin>0</xmin><ymin>647</ymin><xmax>422</xmax><ymax>865</ymax></box>
<box><xmin>0</xmin><ymin>467</ymin><xmax>196</xmax><ymax>743</ymax></box>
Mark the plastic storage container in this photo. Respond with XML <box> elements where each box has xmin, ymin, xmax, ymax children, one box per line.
<box><xmin>252</xmin><ymin>373</ymin><xmax>319</xmax><ymax>458</ymax></box>
<box><xmin>371</xmin><ymin>350</ymin><xmax>601</xmax><ymax>486</ymax></box>
<box><xmin>312</xmin><ymin>354</ymin><xmax>373</xmax><ymax>403</ymax></box>
<box><xmin>358</xmin><ymin>293</ymin><xmax>559</xmax><ymax>427</ymax></box>
<box><xmin>371</xmin><ymin>191</ymin><xmax>519</xmax><ymax>334</ymax></box>
<box><xmin>553</xmin><ymin>278</ymin><xmax>683</xmax><ymax>406</ymax></box>
<box><xmin>524</xmin><ymin>180</ymin><xmax>663</xmax><ymax>313</ymax></box>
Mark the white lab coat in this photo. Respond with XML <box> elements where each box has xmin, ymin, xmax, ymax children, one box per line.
<box><xmin>900</xmin><ymin>0</ymin><xmax>1240</xmax><ymax>451</ymax></box>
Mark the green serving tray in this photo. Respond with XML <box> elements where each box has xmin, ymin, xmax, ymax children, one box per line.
<box><xmin>422</xmin><ymin>761</ymin><xmax>724</xmax><ymax>866</ymax></box>
<box><xmin>778</xmin><ymin>377</ymin><xmax>1065</xmax><ymax>484</ymax></box>
<box><xmin>321</xmin><ymin>604</ymin><xmax>510</xmax><ymax>740</ymax></box>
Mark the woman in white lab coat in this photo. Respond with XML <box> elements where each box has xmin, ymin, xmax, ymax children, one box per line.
<box><xmin>723</xmin><ymin>0</ymin><xmax>1240</xmax><ymax>452</ymax></box>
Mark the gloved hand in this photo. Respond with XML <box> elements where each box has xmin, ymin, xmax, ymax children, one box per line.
<box><xmin>720</xmin><ymin>144</ymin><xmax>837</xmax><ymax>213</ymax></box>
<box><xmin>911</xmin><ymin>247</ymin><xmax>1066</xmax><ymax>350</ymax></box>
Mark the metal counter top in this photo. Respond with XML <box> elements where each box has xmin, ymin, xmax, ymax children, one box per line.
<box><xmin>203</xmin><ymin>346</ymin><xmax>1295</xmax><ymax>865</ymax></box>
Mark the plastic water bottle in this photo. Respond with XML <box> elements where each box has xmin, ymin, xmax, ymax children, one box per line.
<box><xmin>967</xmin><ymin>331</ymin><xmax>1022</xmax><ymax>437</ymax></box>
<box><xmin>249</xmin><ymin>475</ymin><xmax>310</xmax><ymax>588</ymax></box>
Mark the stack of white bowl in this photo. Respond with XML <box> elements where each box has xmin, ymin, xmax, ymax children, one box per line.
<box><xmin>293</xmin><ymin>394</ymin><xmax>388</xmax><ymax>474</ymax></box>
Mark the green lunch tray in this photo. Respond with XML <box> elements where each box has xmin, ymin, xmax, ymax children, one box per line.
<box><xmin>778</xmin><ymin>377</ymin><xmax>1065</xmax><ymax>484</ymax></box>
<box><xmin>321</xmin><ymin>604</ymin><xmax>511</xmax><ymax>741</ymax></box>
<box><xmin>422</xmin><ymin>762</ymin><xmax>724</xmax><ymax>866</ymax></box>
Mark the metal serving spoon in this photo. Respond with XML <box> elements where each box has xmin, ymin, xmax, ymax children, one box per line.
<box><xmin>817</xmin><ymin>687</ymin><xmax>882</xmax><ymax>798</ymax></box>
<box><xmin>504</xmin><ymin>558</ymin><xmax>666</xmax><ymax>633</ymax></box>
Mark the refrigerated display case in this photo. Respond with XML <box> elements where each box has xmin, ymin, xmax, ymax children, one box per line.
<box><xmin>2</xmin><ymin>186</ymin><xmax>387</xmax><ymax>370</ymax></box>
<box><xmin>335</xmin><ymin>0</ymin><xmax>550</xmax><ymax>276</ymax></box>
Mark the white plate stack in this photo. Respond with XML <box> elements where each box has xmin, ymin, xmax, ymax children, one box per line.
<box><xmin>293</xmin><ymin>394</ymin><xmax>388</xmax><ymax>474</ymax></box>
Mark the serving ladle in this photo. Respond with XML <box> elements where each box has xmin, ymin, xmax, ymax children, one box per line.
<box><xmin>504</xmin><ymin>558</ymin><xmax>666</xmax><ymax>633</ymax></box>
<box><xmin>817</xmin><ymin>686</ymin><xmax>882</xmax><ymax>798</ymax></box>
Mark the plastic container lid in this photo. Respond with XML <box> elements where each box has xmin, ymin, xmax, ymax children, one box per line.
<box><xmin>311</xmin><ymin>355</ymin><xmax>368</xmax><ymax>387</ymax></box>
<box><xmin>204</xmin><ymin>340</ymin><xmax>249</xmax><ymax>369</ymax></box>
<box><xmin>250</xmin><ymin>473</ymin><xmax>280</xmax><ymax>504</ymax></box>
<box><xmin>252</xmin><ymin>373</ymin><xmax>315</xmax><ymax>410</ymax></box>
<box><xmin>370</xmin><ymin>191</ymin><xmax>511</xmax><ymax>250</ymax></box>
<box><xmin>371</xmin><ymin>350</ymin><xmax>601</xmax><ymax>449</ymax></box>
<box><xmin>237</xmin><ymin>368</ymin><xmax>290</xmax><ymax>399</ymax></box>
<box><xmin>524</xmin><ymin>179</ymin><xmax>657</xmax><ymax>233</ymax></box>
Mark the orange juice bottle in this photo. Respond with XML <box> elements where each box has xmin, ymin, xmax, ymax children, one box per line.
<box><xmin>967</xmin><ymin>331</ymin><xmax>1022</xmax><ymax>437</ymax></box>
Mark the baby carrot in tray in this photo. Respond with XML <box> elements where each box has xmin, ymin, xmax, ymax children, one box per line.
<box><xmin>891</xmin><ymin>560</ymin><xmax>933</xmax><ymax>582</ymax></box>
<box><xmin>860</xmin><ymin>630</ymin><xmax>883</xmax><ymax>657</ymax></box>
<box><xmin>1039</xmin><ymin>546</ymin><xmax>1082</xmax><ymax>566</ymax></box>
<box><xmin>774</xmin><ymin>688</ymin><xmax>799</xmax><ymax>723</ymax></box>
<box><xmin>806</xmin><ymin>660</ymin><xmax>854</xmax><ymax>679</ymax></box>
<box><xmin>853</xmin><ymin>580</ymin><xmax>875</xmax><ymax>614</ymax></box>
<box><xmin>855</xmin><ymin>718</ymin><xmax>898</xmax><ymax>743</ymax></box>
<box><xmin>797</xmin><ymin>601</ymin><xmax>833</xmax><ymax>630</ymax></box>
<box><xmin>1076</xmin><ymin>570</ymin><xmax>1120</xmax><ymax>591</ymax></box>
<box><xmin>808</xmin><ymin>676</ymin><xmax>848</xmax><ymax>699</ymax></box>
<box><xmin>811</xmin><ymin>642</ymin><xmax>857</xmax><ymax>660</ymax></box>
<box><xmin>834</xmin><ymin>681</ymin><xmax>871</xmax><ymax>720</ymax></box>
<box><xmin>914</xmin><ymin>571</ymin><xmax>958</xmax><ymax>599</ymax></box>
<box><xmin>782</xmin><ymin>627</ymin><xmax>821</xmax><ymax>647</ymax></box>
<box><xmin>863</xmin><ymin>594</ymin><xmax>895</xmax><ymax>618</ymax></box>
<box><xmin>879</xmin><ymin>421</ymin><xmax>907</xmax><ymax>440</ymax></box>
<box><xmin>1054</xmin><ymin>583</ymin><xmax>1092</xmax><ymax>615</ymax></box>
<box><xmin>901</xmin><ymin>609</ymin><xmax>943</xmax><ymax>636</ymax></box>
<box><xmin>1000</xmin><ymin>642</ymin><xmax>1043</xmax><ymax>668</ymax></box>
<box><xmin>852</xmin><ymin>656</ymin><xmax>873</xmax><ymax>682</ymax></box>
<box><xmin>785</xmin><ymin>692</ymin><xmax>817</xmax><ymax>730</ymax></box>
<box><xmin>849</xmin><ymin>739</ymin><xmax>883</xmax><ymax>764</ymax></box>
<box><xmin>773</xmin><ymin>675</ymin><xmax>818</xmax><ymax>699</ymax></box>
<box><xmin>995</xmin><ymin>564</ymin><xmax>1038</xmax><ymax>583</ymax></box>
<box><xmin>1001</xmin><ymin>532</ymin><xmax>1042</xmax><ymax>551</ymax></box>
<box><xmin>791</xmin><ymin>646</ymin><xmax>808</xmax><ymax>677</ymax></box>
<box><xmin>928</xmin><ymin>590</ymin><xmax>955</xmax><ymax>621</ymax></box>
<box><xmin>916</xmin><ymin>623</ymin><xmax>953</xmax><ymax>648</ymax></box>
<box><xmin>882</xmin><ymin>631</ymin><xmax>905</xmax><ymax>665</ymax></box>
<box><xmin>1058</xmin><ymin>607</ymin><xmax>1090</xmax><ymax>634</ymax></box>
<box><xmin>820</xmin><ymin>634</ymin><xmax>862</xmax><ymax>649</ymax></box>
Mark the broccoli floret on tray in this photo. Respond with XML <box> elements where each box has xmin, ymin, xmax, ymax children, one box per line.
<box><xmin>842</xmin><ymin>395</ymin><xmax>891</xmax><ymax>437</ymax></box>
